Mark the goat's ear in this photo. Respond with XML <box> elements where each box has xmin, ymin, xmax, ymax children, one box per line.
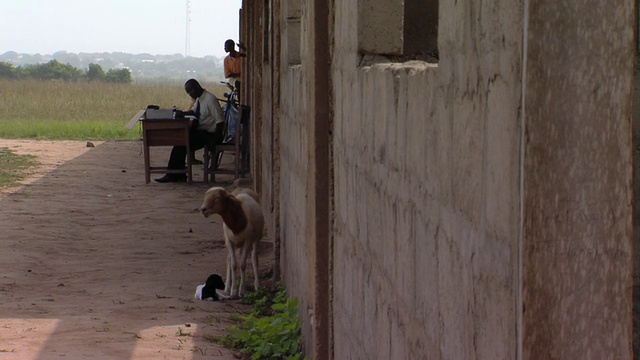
<box><xmin>207</xmin><ymin>189</ymin><xmax>224</xmax><ymax>204</ymax></box>
<box><xmin>220</xmin><ymin>189</ymin><xmax>233</xmax><ymax>203</ymax></box>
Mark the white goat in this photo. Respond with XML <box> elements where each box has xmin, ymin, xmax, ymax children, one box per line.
<box><xmin>200</xmin><ymin>187</ymin><xmax>264</xmax><ymax>298</ymax></box>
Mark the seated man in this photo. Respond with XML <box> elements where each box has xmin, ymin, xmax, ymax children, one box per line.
<box><xmin>155</xmin><ymin>79</ymin><xmax>224</xmax><ymax>183</ymax></box>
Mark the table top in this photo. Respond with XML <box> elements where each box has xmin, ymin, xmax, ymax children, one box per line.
<box><xmin>126</xmin><ymin>108</ymin><xmax>196</xmax><ymax>129</ymax></box>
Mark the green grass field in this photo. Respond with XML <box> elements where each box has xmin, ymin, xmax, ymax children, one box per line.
<box><xmin>0</xmin><ymin>148</ymin><xmax>38</xmax><ymax>188</ymax></box>
<box><xmin>0</xmin><ymin>79</ymin><xmax>227</xmax><ymax>140</ymax></box>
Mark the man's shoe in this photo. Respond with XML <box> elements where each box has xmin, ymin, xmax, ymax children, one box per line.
<box><xmin>155</xmin><ymin>174</ymin><xmax>188</xmax><ymax>183</ymax></box>
<box><xmin>154</xmin><ymin>174</ymin><xmax>174</xmax><ymax>183</ymax></box>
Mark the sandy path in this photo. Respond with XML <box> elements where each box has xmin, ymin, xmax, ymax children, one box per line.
<box><xmin>0</xmin><ymin>140</ymin><xmax>271</xmax><ymax>359</ymax></box>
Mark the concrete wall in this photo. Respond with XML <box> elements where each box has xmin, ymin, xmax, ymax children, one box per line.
<box><xmin>332</xmin><ymin>0</ymin><xmax>523</xmax><ymax>358</ymax></box>
<box><xmin>279</xmin><ymin>62</ymin><xmax>314</xmax><ymax>350</ymax></box>
<box><xmin>243</xmin><ymin>0</ymin><xmax>636</xmax><ymax>358</ymax></box>
<box><xmin>522</xmin><ymin>1</ymin><xmax>635</xmax><ymax>358</ymax></box>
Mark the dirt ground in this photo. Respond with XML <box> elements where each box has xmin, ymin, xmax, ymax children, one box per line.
<box><xmin>0</xmin><ymin>139</ymin><xmax>273</xmax><ymax>359</ymax></box>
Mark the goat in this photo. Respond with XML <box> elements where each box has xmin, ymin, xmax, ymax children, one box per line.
<box><xmin>194</xmin><ymin>273</ymin><xmax>226</xmax><ymax>301</ymax></box>
<box><xmin>200</xmin><ymin>187</ymin><xmax>264</xmax><ymax>298</ymax></box>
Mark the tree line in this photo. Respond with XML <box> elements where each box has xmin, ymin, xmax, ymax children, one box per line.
<box><xmin>0</xmin><ymin>60</ymin><xmax>132</xmax><ymax>83</ymax></box>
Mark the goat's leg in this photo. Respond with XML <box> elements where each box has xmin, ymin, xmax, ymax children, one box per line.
<box><xmin>224</xmin><ymin>251</ymin><xmax>232</xmax><ymax>295</ymax></box>
<box><xmin>224</xmin><ymin>235</ymin><xmax>232</xmax><ymax>294</ymax></box>
<box><xmin>251</xmin><ymin>242</ymin><xmax>259</xmax><ymax>291</ymax></box>
<box><xmin>237</xmin><ymin>242</ymin><xmax>252</xmax><ymax>297</ymax></box>
<box><xmin>226</xmin><ymin>240</ymin><xmax>239</xmax><ymax>298</ymax></box>
<box><xmin>229</xmin><ymin>250</ymin><xmax>239</xmax><ymax>298</ymax></box>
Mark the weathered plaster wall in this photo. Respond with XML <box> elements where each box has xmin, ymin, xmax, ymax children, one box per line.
<box><xmin>263</xmin><ymin>0</ymin><xmax>635</xmax><ymax>358</ymax></box>
<box><xmin>279</xmin><ymin>64</ymin><xmax>315</xmax><ymax>350</ymax></box>
<box><xmin>522</xmin><ymin>2</ymin><xmax>635</xmax><ymax>358</ymax></box>
<box><xmin>331</xmin><ymin>0</ymin><xmax>523</xmax><ymax>358</ymax></box>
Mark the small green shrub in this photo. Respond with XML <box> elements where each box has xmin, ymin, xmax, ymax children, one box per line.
<box><xmin>221</xmin><ymin>284</ymin><xmax>305</xmax><ymax>360</ymax></box>
<box><xmin>240</xmin><ymin>285</ymin><xmax>283</xmax><ymax>316</ymax></box>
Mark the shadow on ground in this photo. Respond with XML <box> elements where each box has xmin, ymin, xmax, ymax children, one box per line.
<box><xmin>0</xmin><ymin>141</ymin><xmax>273</xmax><ymax>359</ymax></box>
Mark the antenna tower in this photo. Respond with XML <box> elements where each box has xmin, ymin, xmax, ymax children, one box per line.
<box><xmin>185</xmin><ymin>0</ymin><xmax>191</xmax><ymax>57</ymax></box>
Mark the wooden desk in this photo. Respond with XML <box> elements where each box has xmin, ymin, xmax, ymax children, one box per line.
<box><xmin>141</xmin><ymin>117</ymin><xmax>192</xmax><ymax>184</ymax></box>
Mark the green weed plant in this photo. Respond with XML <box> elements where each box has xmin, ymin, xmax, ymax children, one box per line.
<box><xmin>221</xmin><ymin>284</ymin><xmax>305</xmax><ymax>360</ymax></box>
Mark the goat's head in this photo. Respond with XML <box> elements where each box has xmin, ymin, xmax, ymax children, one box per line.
<box><xmin>200</xmin><ymin>187</ymin><xmax>229</xmax><ymax>218</ymax></box>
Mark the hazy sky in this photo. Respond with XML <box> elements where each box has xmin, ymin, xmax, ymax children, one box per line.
<box><xmin>1</xmin><ymin>0</ymin><xmax>242</xmax><ymax>58</ymax></box>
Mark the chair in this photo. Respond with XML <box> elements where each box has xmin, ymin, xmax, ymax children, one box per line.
<box><xmin>203</xmin><ymin>105</ymin><xmax>250</xmax><ymax>183</ymax></box>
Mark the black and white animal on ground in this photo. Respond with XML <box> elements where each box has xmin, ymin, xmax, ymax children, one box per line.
<box><xmin>194</xmin><ymin>273</ymin><xmax>226</xmax><ymax>301</ymax></box>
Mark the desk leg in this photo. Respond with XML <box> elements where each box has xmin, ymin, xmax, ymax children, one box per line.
<box><xmin>143</xmin><ymin>136</ymin><xmax>151</xmax><ymax>184</ymax></box>
<box><xmin>186</xmin><ymin>138</ymin><xmax>192</xmax><ymax>184</ymax></box>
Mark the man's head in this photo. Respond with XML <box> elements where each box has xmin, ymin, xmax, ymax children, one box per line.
<box><xmin>184</xmin><ymin>78</ymin><xmax>204</xmax><ymax>99</ymax></box>
<box><xmin>224</xmin><ymin>39</ymin><xmax>236</xmax><ymax>53</ymax></box>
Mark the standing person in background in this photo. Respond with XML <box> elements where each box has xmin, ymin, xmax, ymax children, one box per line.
<box><xmin>223</xmin><ymin>39</ymin><xmax>246</xmax><ymax>98</ymax></box>
<box><xmin>155</xmin><ymin>79</ymin><xmax>224</xmax><ymax>183</ymax></box>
